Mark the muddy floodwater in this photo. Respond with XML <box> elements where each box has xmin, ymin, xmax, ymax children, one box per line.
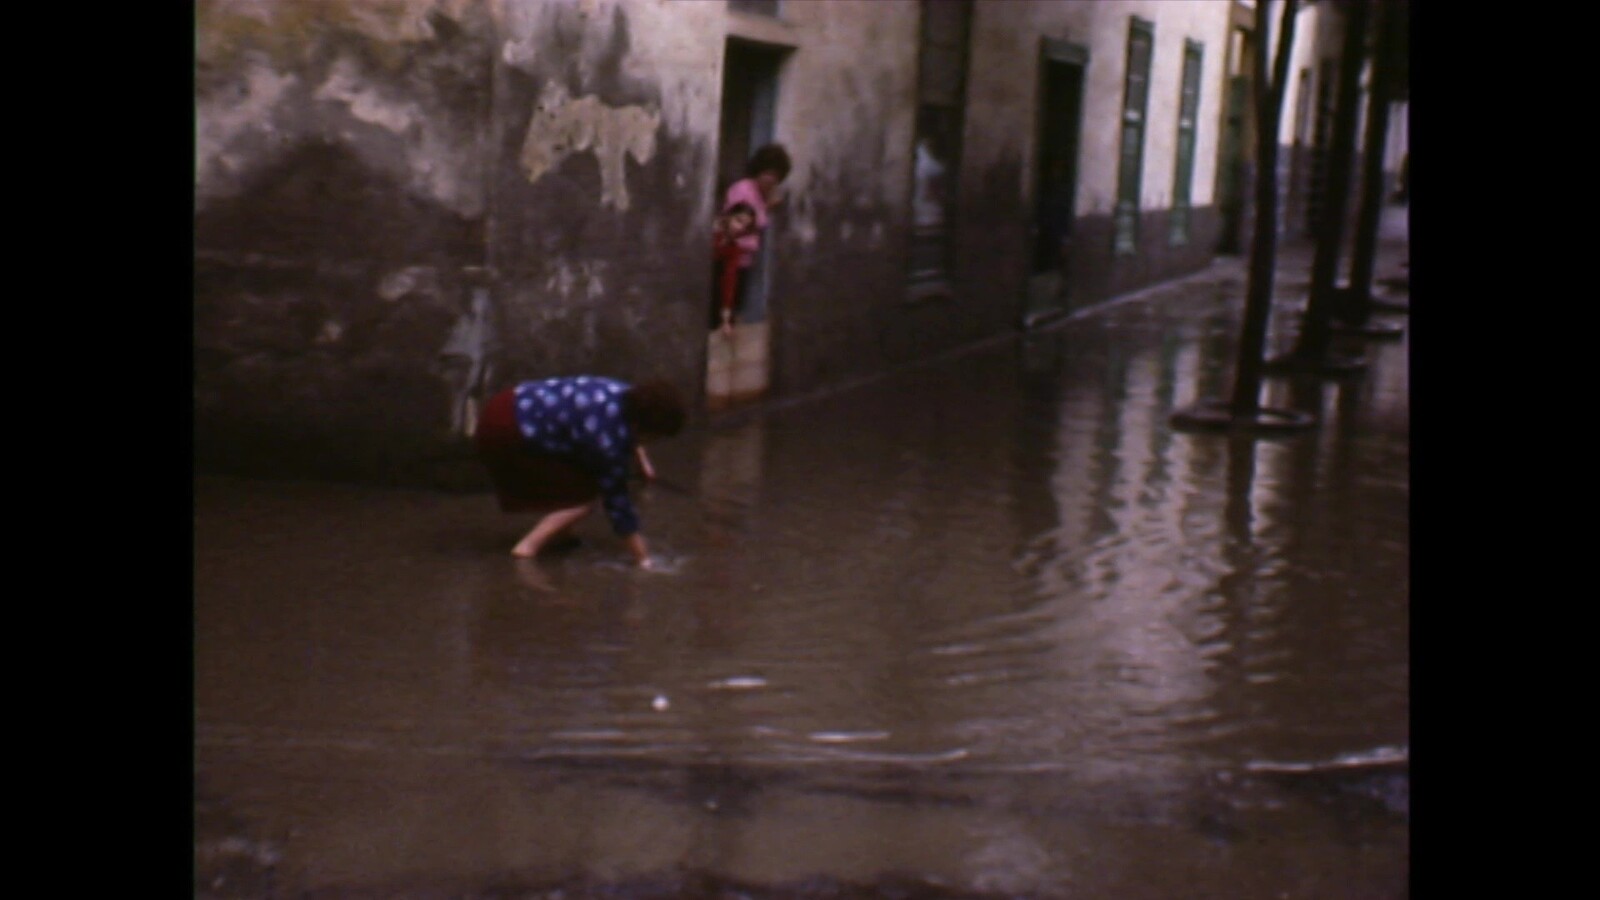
<box><xmin>195</xmin><ymin>252</ymin><xmax>1409</xmax><ymax>898</ymax></box>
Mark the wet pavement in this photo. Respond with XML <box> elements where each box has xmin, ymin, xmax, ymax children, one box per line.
<box><xmin>195</xmin><ymin>209</ymin><xmax>1409</xmax><ymax>899</ymax></box>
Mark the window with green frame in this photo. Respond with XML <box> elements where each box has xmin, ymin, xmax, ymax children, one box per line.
<box><xmin>1114</xmin><ymin>17</ymin><xmax>1154</xmax><ymax>256</ymax></box>
<box><xmin>1169</xmin><ymin>39</ymin><xmax>1204</xmax><ymax>246</ymax></box>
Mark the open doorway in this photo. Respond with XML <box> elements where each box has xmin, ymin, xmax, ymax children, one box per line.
<box><xmin>705</xmin><ymin>38</ymin><xmax>786</xmax><ymax>412</ymax></box>
<box><xmin>1023</xmin><ymin>39</ymin><xmax>1087</xmax><ymax>329</ymax></box>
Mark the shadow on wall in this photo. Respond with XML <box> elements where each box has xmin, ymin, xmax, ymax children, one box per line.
<box><xmin>196</xmin><ymin>143</ymin><xmax>482</xmax><ymax>263</ymax></box>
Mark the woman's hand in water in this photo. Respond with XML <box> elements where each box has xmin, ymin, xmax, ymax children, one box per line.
<box><xmin>635</xmin><ymin>446</ymin><xmax>657</xmax><ymax>483</ymax></box>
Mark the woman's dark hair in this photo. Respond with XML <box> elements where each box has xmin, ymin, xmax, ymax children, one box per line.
<box><xmin>745</xmin><ymin>143</ymin><xmax>792</xmax><ymax>181</ymax></box>
<box><xmin>622</xmin><ymin>379</ymin><xmax>688</xmax><ymax>438</ymax></box>
<box><xmin>722</xmin><ymin>201</ymin><xmax>756</xmax><ymax>219</ymax></box>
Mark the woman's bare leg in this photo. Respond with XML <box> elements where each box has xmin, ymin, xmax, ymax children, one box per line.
<box><xmin>511</xmin><ymin>502</ymin><xmax>595</xmax><ymax>558</ymax></box>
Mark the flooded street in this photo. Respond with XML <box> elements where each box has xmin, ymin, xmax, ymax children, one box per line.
<box><xmin>195</xmin><ymin>243</ymin><xmax>1409</xmax><ymax>898</ymax></box>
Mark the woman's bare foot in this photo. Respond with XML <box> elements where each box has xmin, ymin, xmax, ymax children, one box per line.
<box><xmin>509</xmin><ymin>503</ymin><xmax>595</xmax><ymax>558</ymax></box>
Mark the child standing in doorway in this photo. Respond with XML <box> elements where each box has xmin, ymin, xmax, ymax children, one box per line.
<box><xmin>712</xmin><ymin>144</ymin><xmax>792</xmax><ymax>336</ymax></box>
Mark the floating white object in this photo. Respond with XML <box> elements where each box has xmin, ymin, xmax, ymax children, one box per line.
<box><xmin>707</xmin><ymin>676</ymin><xmax>768</xmax><ymax>691</ymax></box>
<box><xmin>809</xmin><ymin>730</ymin><xmax>891</xmax><ymax>744</ymax></box>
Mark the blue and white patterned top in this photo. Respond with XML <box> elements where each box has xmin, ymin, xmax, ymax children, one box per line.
<box><xmin>513</xmin><ymin>376</ymin><xmax>639</xmax><ymax>536</ymax></box>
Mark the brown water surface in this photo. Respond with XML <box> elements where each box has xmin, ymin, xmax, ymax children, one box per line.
<box><xmin>196</xmin><ymin>251</ymin><xmax>1409</xmax><ymax>898</ymax></box>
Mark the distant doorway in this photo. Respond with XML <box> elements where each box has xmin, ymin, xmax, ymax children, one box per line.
<box><xmin>706</xmin><ymin>38</ymin><xmax>785</xmax><ymax>411</ymax></box>
<box><xmin>1024</xmin><ymin>40</ymin><xmax>1087</xmax><ymax>329</ymax></box>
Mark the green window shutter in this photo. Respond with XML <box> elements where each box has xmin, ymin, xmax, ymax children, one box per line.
<box><xmin>1114</xmin><ymin>17</ymin><xmax>1154</xmax><ymax>256</ymax></box>
<box><xmin>1169</xmin><ymin>39</ymin><xmax>1203</xmax><ymax>246</ymax></box>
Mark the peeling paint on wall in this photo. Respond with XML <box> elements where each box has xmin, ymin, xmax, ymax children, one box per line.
<box><xmin>196</xmin><ymin>0</ymin><xmax>489</xmax><ymax>219</ymax></box>
<box><xmin>437</xmin><ymin>283</ymin><xmax>496</xmax><ymax>437</ymax></box>
<box><xmin>310</xmin><ymin>56</ymin><xmax>487</xmax><ymax>218</ymax></box>
<box><xmin>195</xmin><ymin>59</ymin><xmax>298</xmax><ymax>198</ymax></box>
<box><xmin>339</xmin><ymin>0</ymin><xmax>479</xmax><ymax>44</ymax></box>
<box><xmin>377</xmin><ymin>265</ymin><xmax>442</xmax><ymax>301</ymax></box>
<box><xmin>543</xmin><ymin>258</ymin><xmax>609</xmax><ymax>301</ymax></box>
<box><xmin>199</xmin><ymin>0</ymin><xmax>478</xmax><ymax>52</ymax></box>
<box><xmin>518</xmin><ymin>82</ymin><xmax>660</xmax><ymax>211</ymax></box>
<box><xmin>314</xmin><ymin>59</ymin><xmax>421</xmax><ymax>134</ymax></box>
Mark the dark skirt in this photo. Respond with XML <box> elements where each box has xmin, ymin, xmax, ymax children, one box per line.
<box><xmin>476</xmin><ymin>387</ymin><xmax>600</xmax><ymax>513</ymax></box>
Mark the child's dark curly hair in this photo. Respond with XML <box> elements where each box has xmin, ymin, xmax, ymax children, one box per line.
<box><xmin>622</xmin><ymin>379</ymin><xmax>688</xmax><ymax>438</ymax></box>
<box><xmin>745</xmin><ymin>143</ymin><xmax>792</xmax><ymax>181</ymax></box>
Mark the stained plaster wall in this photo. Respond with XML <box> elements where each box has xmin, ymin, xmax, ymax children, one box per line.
<box><xmin>1274</xmin><ymin>0</ymin><xmax>1332</xmax><ymax>241</ymax></box>
<box><xmin>1307</xmin><ymin>1</ymin><xmax>1409</xmax><ymax>213</ymax></box>
<box><xmin>962</xmin><ymin>0</ymin><xmax>1233</xmax><ymax>314</ymax></box>
<box><xmin>760</xmin><ymin>0</ymin><xmax>1238</xmax><ymax>396</ymax></box>
<box><xmin>751</xmin><ymin>0</ymin><xmax>924</xmax><ymax>394</ymax></box>
<box><xmin>1276</xmin><ymin>0</ymin><xmax>1332</xmax><ymax>149</ymax></box>
<box><xmin>195</xmin><ymin>0</ymin><xmax>722</xmax><ymax>485</ymax></box>
<box><xmin>488</xmin><ymin>0</ymin><xmax>723</xmax><ymax>389</ymax></box>
<box><xmin>194</xmin><ymin>0</ymin><xmax>1259</xmax><ymax>487</ymax></box>
<box><xmin>1274</xmin><ymin>1</ymin><xmax>1403</xmax><ymax>244</ymax></box>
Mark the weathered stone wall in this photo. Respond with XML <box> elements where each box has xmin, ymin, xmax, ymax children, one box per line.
<box><xmin>488</xmin><ymin>0</ymin><xmax>723</xmax><ymax>389</ymax></box>
<box><xmin>196</xmin><ymin>0</ymin><xmax>499</xmax><ymax>484</ymax></box>
<box><xmin>195</xmin><ymin>0</ymin><xmax>1257</xmax><ymax>487</ymax></box>
<box><xmin>195</xmin><ymin>0</ymin><xmax>721</xmax><ymax>485</ymax></box>
<box><xmin>758</xmin><ymin>0</ymin><xmax>924</xmax><ymax>394</ymax></box>
<box><xmin>962</xmin><ymin>0</ymin><xmax>1231</xmax><ymax>313</ymax></box>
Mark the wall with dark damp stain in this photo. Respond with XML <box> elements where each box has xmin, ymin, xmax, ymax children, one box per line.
<box><xmin>195</xmin><ymin>0</ymin><xmax>723</xmax><ymax>487</ymax></box>
<box><xmin>195</xmin><ymin>0</ymin><xmax>1249</xmax><ymax>487</ymax></box>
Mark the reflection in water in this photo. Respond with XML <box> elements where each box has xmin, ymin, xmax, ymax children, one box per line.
<box><xmin>196</xmin><ymin>273</ymin><xmax>1408</xmax><ymax>896</ymax></box>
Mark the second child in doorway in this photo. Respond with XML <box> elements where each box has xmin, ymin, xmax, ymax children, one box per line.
<box><xmin>710</xmin><ymin>202</ymin><xmax>757</xmax><ymax>338</ymax></box>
